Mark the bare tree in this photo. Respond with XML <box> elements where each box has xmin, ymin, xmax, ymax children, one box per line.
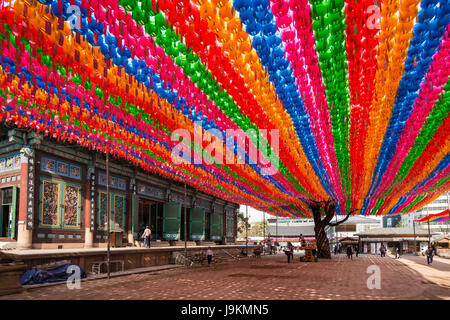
<box><xmin>310</xmin><ymin>200</ymin><xmax>359</xmax><ymax>259</ymax></box>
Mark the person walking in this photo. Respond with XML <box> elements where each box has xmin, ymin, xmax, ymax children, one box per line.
<box><xmin>299</xmin><ymin>234</ymin><xmax>306</xmax><ymax>248</ymax></box>
<box><xmin>285</xmin><ymin>241</ymin><xmax>294</xmax><ymax>263</ymax></box>
<box><xmin>395</xmin><ymin>247</ymin><xmax>400</xmax><ymax>259</ymax></box>
<box><xmin>346</xmin><ymin>245</ymin><xmax>353</xmax><ymax>260</ymax></box>
<box><xmin>206</xmin><ymin>247</ymin><xmax>214</xmax><ymax>266</ymax></box>
<box><xmin>431</xmin><ymin>243</ymin><xmax>437</xmax><ymax>256</ymax></box>
<box><xmin>379</xmin><ymin>245</ymin><xmax>385</xmax><ymax>257</ymax></box>
<box><xmin>142</xmin><ymin>225</ymin><xmax>152</xmax><ymax>248</ymax></box>
<box><xmin>355</xmin><ymin>245</ymin><xmax>359</xmax><ymax>257</ymax></box>
<box><xmin>426</xmin><ymin>246</ymin><xmax>434</xmax><ymax>265</ymax></box>
<box><xmin>136</xmin><ymin>224</ymin><xmax>145</xmax><ymax>247</ymax></box>
<box><xmin>334</xmin><ymin>245</ymin><xmax>338</xmax><ymax>255</ymax></box>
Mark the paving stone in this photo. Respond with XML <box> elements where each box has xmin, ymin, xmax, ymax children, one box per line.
<box><xmin>1</xmin><ymin>254</ymin><xmax>449</xmax><ymax>300</ymax></box>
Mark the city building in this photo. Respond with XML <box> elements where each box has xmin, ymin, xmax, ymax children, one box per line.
<box><xmin>333</xmin><ymin>216</ymin><xmax>381</xmax><ymax>238</ymax></box>
<box><xmin>357</xmin><ymin>227</ymin><xmax>433</xmax><ymax>254</ymax></box>
<box><xmin>266</xmin><ymin>216</ymin><xmax>381</xmax><ymax>249</ymax></box>
<box><xmin>0</xmin><ymin>128</ymin><xmax>239</xmax><ymax>250</ymax></box>
<box><xmin>329</xmin><ymin>216</ymin><xmax>381</xmax><ymax>248</ymax></box>
<box><xmin>389</xmin><ymin>192</ymin><xmax>450</xmax><ymax>233</ymax></box>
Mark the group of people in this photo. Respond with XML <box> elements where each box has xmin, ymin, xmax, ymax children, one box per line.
<box><xmin>283</xmin><ymin>237</ymin><xmax>317</xmax><ymax>263</ymax></box>
<box><xmin>135</xmin><ymin>226</ymin><xmax>439</xmax><ymax>268</ymax></box>
<box><xmin>334</xmin><ymin>244</ymin><xmax>360</xmax><ymax>259</ymax></box>
<box><xmin>333</xmin><ymin>244</ymin><xmax>343</xmax><ymax>254</ymax></box>
<box><xmin>344</xmin><ymin>245</ymin><xmax>360</xmax><ymax>259</ymax></box>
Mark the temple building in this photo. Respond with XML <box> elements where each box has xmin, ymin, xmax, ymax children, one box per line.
<box><xmin>0</xmin><ymin>128</ymin><xmax>239</xmax><ymax>249</ymax></box>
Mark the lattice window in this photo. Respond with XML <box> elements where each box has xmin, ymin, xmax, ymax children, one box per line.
<box><xmin>97</xmin><ymin>191</ymin><xmax>108</xmax><ymax>231</ymax></box>
<box><xmin>97</xmin><ymin>191</ymin><xmax>125</xmax><ymax>232</ymax></box>
<box><xmin>113</xmin><ymin>194</ymin><xmax>125</xmax><ymax>231</ymax></box>
<box><xmin>63</xmin><ymin>184</ymin><xmax>80</xmax><ymax>227</ymax></box>
<box><xmin>40</xmin><ymin>179</ymin><xmax>81</xmax><ymax>229</ymax></box>
<box><xmin>40</xmin><ymin>181</ymin><xmax>60</xmax><ymax>227</ymax></box>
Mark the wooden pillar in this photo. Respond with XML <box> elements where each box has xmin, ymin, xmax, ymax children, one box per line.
<box><xmin>234</xmin><ymin>207</ymin><xmax>237</xmax><ymax>243</ymax></box>
<box><xmin>127</xmin><ymin>176</ymin><xmax>135</xmax><ymax>245</ymax></box>
<box><xmin>222</xmin><ymin>206</ymin><xmax>227</xmax><ymax>244</ymax></box>
<box><xmin>130</xmin><ymin>173</ymin><xmax>139</xmax><ymax>246</ymax></box>
<box><xmin>16</xmin><ymin>147</ymin><xmax>35</xmax><ymax>250</ymax></box>
<box><xmin>84</xmin><ymin>165</ymin><xmax>95</xmax><ymax>248</ymax></box>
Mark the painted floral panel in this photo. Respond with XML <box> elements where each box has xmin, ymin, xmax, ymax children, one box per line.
<box><xmin>109</xmin><ymin>177</ymin><xmax>117</xmax><ymax>188</ymax></box>
<box><xmin>42</xmin><ymin>158</ymin><xmax>55</xmax><ymax>172</ymax></box>
<box><xmin>5</xmin><ymin>157</ymin><xmax>12</xmax><ymax>169</ymax></box>
<box><xmin>63</xmin><ymin>185</ymin><xmax>79</xmax><ymax>227</ymax></box>
<box><xmin>14</xmin><ymin>155</ymin><xmax>20</xmax><ymax>168</ymax></box>
<box><xmin>57</xmin><ymin>162</ymin><xmax>69</xmax><ymax>175</ymax></box>
<box><xmin>118</xmin><ymin>179</ymin><xmax>126</xmax><ymax>190</ymax></box>
<box><xmin>70</xmin><ymin>166</ymin><xmax>80</xmax><ymax>179</ymax></box>
<box><xmin>41</xmin><ymin>181</ymin><xmax>59</xmax><ymax>226</ymax></box>
<box><xmin>99</xmin><ymin>174</ymin><xmax>107</xmax><ymax>186</ymax></box>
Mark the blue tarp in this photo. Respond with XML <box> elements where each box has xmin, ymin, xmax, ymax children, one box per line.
<box><xmin>20</xmin><ymin>263</ymin><xmax>87</xmax><ymax>286</ymax></box>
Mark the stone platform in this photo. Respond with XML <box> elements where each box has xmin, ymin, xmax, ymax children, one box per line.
<box><xmin>0</xmin><ymin>262</ymin><xmax>27</xmax><ymax>296</ymax></box>
<box><xmin>0</xmin><ymin>244</ymin><xmax>247</xmax><ymax>273</ymax></box>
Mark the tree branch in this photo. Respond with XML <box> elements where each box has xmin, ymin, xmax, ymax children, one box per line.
<box><xmin>329</xmin><ymin>209</ymin><xmax>360</xmax><ymax>227</ymax></box>
<box><xmin>321</xmin><ymin>201</ymin><xmax>336</xmax><ymax>225</ymax></box>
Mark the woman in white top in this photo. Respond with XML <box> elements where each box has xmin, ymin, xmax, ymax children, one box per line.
<box><xmin>142</xmin><ymin>226</ymin><xmax>151</xmax><ymax>248</ymax></box>
<box><xmin>206</xmin><ymin>247</ymin><xmax>214</xmax><ymax>266</ymax></box>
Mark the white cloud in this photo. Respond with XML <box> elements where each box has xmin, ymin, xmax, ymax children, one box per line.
<box><xmin>239</xmin><ymin>205</ymin><xmax>276</xmax><ymax>223</ymax></box>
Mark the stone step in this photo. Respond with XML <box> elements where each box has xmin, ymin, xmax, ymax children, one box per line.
<box><xmin>174</xmin><ymin>241</ymin><xmax>197</xmax><ymax>247</ymax></box>
<box><xmin>199</xmin><ymin>241</ymin><xmax>217</xmax><ymax>246</ymax></box>
<box><xmin>0</xmin><ymin>241</ymin><xmax>17</xmax><ymax>250</ymax></box>
<box><xmin>149</xmin><ymin>241</ymin><xmax>171</xmax><ymax>247</ymax></box>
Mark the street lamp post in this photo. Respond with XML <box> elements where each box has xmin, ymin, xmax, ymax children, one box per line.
<box><xmin>245</xmin><ymin>205</ymin><xmax>248</xmax><ymax>255</ymax></box>
<box><xmin>276</xmin><ymin>217</ymin><xmax>278</xmax><ymax>252</ymax></box>
<box><xmin>447</xmin><ymin>192</ymin><xmax>450</xmax><ymax>236</ymax></box>
<box><xmin>413</xmin><ymin>212</ymin><xmax>417</xmax><ymax>255</ymax></box>
<box><xmin>263</xmin><ymin>211</ymin><xmax>266</xmax><ymax>255</ymax></box>
<box><xmin>276</xmin><ymin>217</ymin><xmax>278</xmax><ymax>239</ymax></box>
<box><xmin>106</xmin><ymin>152</ymin><xmax>110</xmax><ymax>279</ymax></box>
<box><xmin>184</xmin><ymin>183</ymin><xmax>187</xmax><ymax>267</ymax></box>
<box><xmin>335</xmin><ymin>214</ymin><xmax>338</xmax><ymax>250</ymax></box>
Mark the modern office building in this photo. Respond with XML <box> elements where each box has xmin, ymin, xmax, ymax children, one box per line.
<box><xmin>397</xmin><ymin>192</ymin><xmax>450</xmax><ymax>232</ymax></box>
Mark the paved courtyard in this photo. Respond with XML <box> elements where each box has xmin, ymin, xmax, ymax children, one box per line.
<box><xmin>2</xmin><ymin>254</ymin><xmax>449</xmax><ymax>300</ymax></box>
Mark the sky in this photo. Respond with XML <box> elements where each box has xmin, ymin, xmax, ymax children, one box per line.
<box><xmin>238</xmin><ymin>205</ymin><xmax>384</xmax><ymax>223</ymax></box>
<box><xmin>238</xmin><ymin>205</ymin><xmax>277</xmax><ymax>223</ymax></box>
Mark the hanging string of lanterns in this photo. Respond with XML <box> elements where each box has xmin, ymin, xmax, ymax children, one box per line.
<box><xmin>0</xmin><ymin>0</ymin><xmax>449</xmax><ymax>217</ymax></box>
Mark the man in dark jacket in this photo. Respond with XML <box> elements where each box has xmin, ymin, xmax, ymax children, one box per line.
<box><xmin>346</xmin><ymin>245</ymin><xmax>353</xmax><ymax>260</ymax></box>
<box><xmin>426</xmin><ymin>246</ymin><xmax>434</xmax><ymax>265</ymax></box>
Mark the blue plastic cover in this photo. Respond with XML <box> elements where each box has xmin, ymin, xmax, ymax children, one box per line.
<box><xmin>19</xmin><ymin>263</ymin><xmax>87</xmax><ymax>286</ymax></box>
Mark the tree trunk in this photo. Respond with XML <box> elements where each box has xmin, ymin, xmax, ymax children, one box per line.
<box><xmin>311</xmin><ymin>202</ymin><xmax>333</xmax><ymax>259</ymax></box>
<box><xmin>309</xmin><ymin>201</ymin><xmax>357</xmax><ymax>259</ymax></box>
<box><xmin>314</xmin><ymin>223</ymin><xmax>331</xmax><ymax>259</ymax></box>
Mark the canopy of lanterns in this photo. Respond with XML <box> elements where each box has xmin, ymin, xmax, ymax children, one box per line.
<box><xmin>0</xmin><ymin>0</ymin><xmax>449</xmax><ymax>217</ymax></box>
